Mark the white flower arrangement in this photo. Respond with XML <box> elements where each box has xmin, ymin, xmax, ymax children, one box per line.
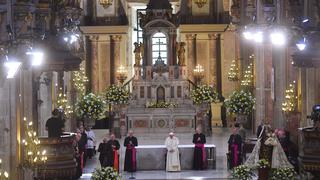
<box><xmin>270</xmin><ymin>167</ymin><xmax>297</xmax><ymax>180</ymax></box>
<box><xmin>75</xmin><ymin>93</ymin><xmax>105</xmax><ymax>120</ymax></box>
<box><xmin>105</xmin><ymin>85</ymin><xmax>130</xmax><ymax>105</ymax></box>
<box><xmin>146</xmin><ymin>101</ymin><xmax>178</xmax><ymax>108</ymax></box>
<box><xmin>190</xmin><ymin>85</ymin><xmax>220</xmax><ymax>105</ymax></box>
<box><xmin>225</xmin><ymin>90</ymin><xmax>255</xmax><ymax>115</ymax></box>
<box><xmin>232</xmin><ymin>165</ymin><xmax>255</xmax><ymax>180</ymax></box>
<box><xmin>91</xmin><ymin>167</ymin><xmax>120</xmax><ymax>180</ymax></box>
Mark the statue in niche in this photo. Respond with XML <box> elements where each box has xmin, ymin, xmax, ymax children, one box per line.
<box><xmin>262</xmin><ymin>0</ymin><xmax>274</xmax><ymax>6</ymax></box>
<box><xmin>176</xmin><ymin>42</ymin><xmax>186</xmax><ymax>66</ymax></box>
<box><xmin>134</xmin><ymin>42</ymin><xmax>144</xmax><ymax>66</ymax></box>
<box><xmin>157</xmin><ymin>86</ymin><xmax>165</xmax><ymax>103</ymax></box>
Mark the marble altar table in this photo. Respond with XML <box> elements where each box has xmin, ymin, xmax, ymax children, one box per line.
<box><xmin>135</xmin><ymin>144</ymin><xmax>216</xmax><ymax>170</ymax></box>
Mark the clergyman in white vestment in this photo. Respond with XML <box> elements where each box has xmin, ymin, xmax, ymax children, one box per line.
<box><xmin>165</xmin><ymin>132</ymin><xmax>181</xmax><ymax>172</ymax></box>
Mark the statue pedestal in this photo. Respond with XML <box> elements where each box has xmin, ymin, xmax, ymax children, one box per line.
<box><xmin>179</xmin><ymin>66</ymin><xmax>187</xmax><ymax>79</ymax></box>
<box><xmin>134</xmin><ymin>66</ymin><xmax>141</xmax><ymax>80</ymax></box>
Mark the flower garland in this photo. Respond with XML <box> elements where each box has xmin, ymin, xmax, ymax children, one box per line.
<box><xmin>228</xmin><ymin>59</ymin><xmax>239</xmax><ymax>81</ymax></box>
<box><xmin>232</xmin><ymin>165</ymin><xmax>255</xmax><ymax>180</ymax></box>
<box><xmin>105</xmin><ymin>85</ymin><xmax>130</xmax><ymax>105</ymax></box>
<box><xmin>270</xmin><ymin>167</ymin><xmax>296</xmax><ymax>180</ymax></box>
<box><xmin>146</xmin><ymin>101</ymin><xmax>178</xmax><ymax>108</ymax></box>
<box><xmin>73</xmin><ymin>65</ymin><xmax>89</xmax><ymax>97</ymax></box>
<box><xmin>91</xmin><ymin>167</ymin><xmax>120</xmax><ymax>180</ymax></box>
<box><xmin>21</xmin><ymin>117</ymin><xmax>47</xmax><ymax>170</ymax></box>
<box><xmin>190</xmin><ymin>85</ymin><xmax>220</xmax><ymax>105</ymax></box>
<box><xmin>56</xmin><ymin>88</ymin><xmax>73</xmax><ymax>118</ymax></box>
<box><xmin>75</xmin><ymin>93</ymin><xmax>105</xmax><ymax>120</ymax></box>
<box><xmin>225</xmin><ymin>90</ymin><xmax>255</xmax><ymax>115</ymax></box>
<box><xmin>282</xmin><ymin>82</ymin><xmax>297</xmax><ymax>113</ymax></box>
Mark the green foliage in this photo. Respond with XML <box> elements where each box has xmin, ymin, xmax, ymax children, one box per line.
<box><xmin>75</xmin><ymin>93</ymin><xmax>105</xmax><ymax>120</ymax></box>
<box><xmin>225</xmin><ymin>90</ymin><xmax>255</xmax><ymax>115</ymax></box>
<box><xmin>270</xmin><ymin>167</ymin><xmax>297</xmax><ymax>180</ymax></box>
<box><xmin>105</xmin><ymin>85</ymin><xmax>130</xmax><ymax>105</ymax></box>
<box><xmin>232</xmin><ymin>165</ymin><xmax>255</xmax><ymax>180</ymax></box>
<box><xmin>257</xmin><ymin>159</ymin><xmax>270</xmax><ymax>169</ymax></box>
<box><xmin>146</xmin><ymin>101</ymin><xmax>178</xmax><ymax>108</ymax></box>
<box><xmin>190</xmin><ymin>85</ymin><xmax>220</xmax><ymax>105</ymax></box>
<box><xmin>91</xmin><ymin>167</ymin><xmax>120</xmax><ymax>180</ymax></box>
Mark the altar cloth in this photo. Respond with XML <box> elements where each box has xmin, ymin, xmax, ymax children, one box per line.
<box><xmin>135</xmin><ymin>144</ymin><xmax>216</xmax><ymax>170</ymax></box>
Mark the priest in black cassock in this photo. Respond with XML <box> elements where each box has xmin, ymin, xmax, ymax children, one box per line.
<box><xmin>105</xmin><ymin>133</ymin><xmax>120</xmax><ymax>171</ymax></box>
<box><xmin>193</xmin><ymin>127</ymin><xmax>206</xmax><ymax>170</ymax></box>
<box><xmin>228</xmin><ymin>127</ymin><xmax>242</xmax><ymax>169</ymax></box>
<box><xmin>124</xmin><ymin>130</ymin><xmax>138</xmax><ymax>172</ymax></box>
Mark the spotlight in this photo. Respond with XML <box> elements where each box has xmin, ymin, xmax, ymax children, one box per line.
<box><xmin>296</xmin><ymin>38</ymin><xmax>306</xmax><ymax>51</ymax></box>
<box><xmin>243</xmin><ymin>31</ymin><xmax>254</xmax><ymax>40</ymax></box>
<box><xmin>4</xmin><ymin>59</ymin><xmax>21</xmax><ymax>79</ymax></box>
<box><xmin>63</xmin><ymin>37</ymin><xmax>69</xmax><ymax>42</ymax></box>
<box><xmin>26</xmin><ymin>51</ymin><xmax>44</xmax><ymax>66</ymax></box>
<box><xmin>270</xmin><ymin>31</ymin><xmax>286</xmax><ymax>46</ymax></box>
<box><xmin>302</xmin><ymin>18</ymin><xmax>309</xmax><ymax>23</ymax></box>
<box><xmin>253</xmin><ymin>31</ymin><xmax>264</xmax><ymax>43</ymax></box>
<box><xmin>69</xmin><ymin>34</ymin><xmax>78</xmax><ymax>44</ymax></box>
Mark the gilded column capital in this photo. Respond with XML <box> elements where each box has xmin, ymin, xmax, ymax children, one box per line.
<box><xmin>208</xmin><ymin>33</ymin><xmax>219</xmax><ymax>40</ymax></box>
<box><xmin>185</xmin><ymin>34</ymin><xmax>197</xmax><ymax>40</ymax></box>
<box><xmin>88</xmin><ymin>35</ymin><xmax>99</xmax><ymax>41</ymax></box>
<box><xmin>111</xmin><ymin>35</ymin><xmax>122</xmax><ymax>42</ymax></box>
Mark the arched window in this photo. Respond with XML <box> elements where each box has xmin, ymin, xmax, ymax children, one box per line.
<box><xmin>152</xmin><ymin>32</ymin><xmax>167</xmax><ymax>64</ymax></box>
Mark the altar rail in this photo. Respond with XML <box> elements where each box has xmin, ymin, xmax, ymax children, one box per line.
<box><xmin>135</xmin><ymin>144</ymin><xmax>216</xmax><ymax>170</ymax></box>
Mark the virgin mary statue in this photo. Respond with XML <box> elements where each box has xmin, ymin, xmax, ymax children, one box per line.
<box><xmin>244</xmin><ymin>125</ymin><xmax>293</xmax><ymax>168</ymax></box>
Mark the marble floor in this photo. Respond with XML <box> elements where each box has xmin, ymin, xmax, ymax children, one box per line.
<box><xmin>80</xmin><ymin>127</ymin><xmax>253</xmax><ymax>180</ymax></box>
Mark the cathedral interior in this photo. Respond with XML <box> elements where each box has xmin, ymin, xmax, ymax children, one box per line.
<box><xmin>0</xmin><ymin>0</ymin><xmax>320</xmax><ymax>179</ymax></box>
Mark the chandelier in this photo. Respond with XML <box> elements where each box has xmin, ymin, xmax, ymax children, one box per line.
<box><xmin>99</xmin><ymin>0</ymin><xmax>113</xmax><ymax>8</ymax></box>
<box><xmin>194</xmin><ymin>0</ymin><xmax>208</xmax><ymax>8</ymax></box>
<box><xmin>193</xmin><ymin>64</ymin><xmax>205</xmax><ymax>84</ymax></box>
<box><xmin>116</xmin><ymin>65</ymin><xmax>128</xmax><ymax>84</ymax></box>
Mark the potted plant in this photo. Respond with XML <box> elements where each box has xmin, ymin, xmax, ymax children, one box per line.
<box><xmin>91</xmin><ymin>167</ymin><xmax>120</xmax><ymax>180</ymax></box>
<box><xmin>232</xmin><ymin>165</ymin><xmax>255</xmax><ymax>180</ymax></box>
<box><xmin>224</xmin><ymin>90</ymin><xmax>255</xmax><ymax>123</ymax></box>
<box><xmin>257</xmin><ymin>159</ymin><xmax>270</xmax><ymax>180</ymax></box>
<box><xmin>190</xmin><ymin>85</ymin><xmax>220</xmax><ymax>105</ymax></box>
<box><xmin>75</xmin><ymin>93</ymin><xmax>105</xmax><ymax>126</ymax></box>
<box><xmin>270</xmin><ymin>167</ymin><xmax>297</xmax><ymax>180</ymax></box>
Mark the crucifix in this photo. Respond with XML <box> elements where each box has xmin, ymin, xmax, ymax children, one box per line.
<box><xmin>156</xmin><ymin>38</ymin><xmax>163</xmax><ymax>61</ymax></box>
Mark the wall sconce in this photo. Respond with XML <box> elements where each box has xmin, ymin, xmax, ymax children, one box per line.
<box><xmin>99</xmin><ymin>0</ymin><xmax>113</xmax><ymax>8</ymax></box>
<box><xmin>194</xmin><ymin>0</ymin><xmax>208</xmax><ymax>8</ymax></box>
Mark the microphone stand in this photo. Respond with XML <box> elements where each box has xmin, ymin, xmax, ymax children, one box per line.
<box><xmin>129</xmin><ymin>143</ymin><xmax>136</xmax><ymax>179</ymax></box>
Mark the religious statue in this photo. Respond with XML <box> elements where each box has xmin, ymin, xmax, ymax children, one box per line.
<box><xmin>133</xmin><ymin>42</ymin><xmax>143</xmax><ymax>66</ymax></box>
<box><xmin>176</xmin><ymin>42</ymin><xmax>186</xmax><ymax>66</ymax></box>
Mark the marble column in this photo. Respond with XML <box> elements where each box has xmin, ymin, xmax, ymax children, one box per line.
<box><xmin>208</xmin><ymin>33</ymin><xmax>218</xmax><ymax>87</ymax></box>
<box><xmin>186</xmin><ymin>34</ymin><xmax>197</xmax><ymax>79</ymax></box>
<box><xmin>111</xmin><ymin>35</ymin><xmax>122</xmax><ymax>85</ymax></box>
<box><xmin>89</xmin><ymin>35</ymin><xmax>99</xmax><ymax>93</ymax></box>
<box><xmin>168</xmin><ymin>29</ymin><xmax>177</xmax><ymax>66</ymax></box>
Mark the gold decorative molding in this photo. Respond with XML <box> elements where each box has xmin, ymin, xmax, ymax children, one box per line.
<box><xmin>88</xmin><ymin>35</ymin><xmax>99</xmax><ymax>41</ymax></box>
<box><xmin>111</xmin><ymin>35</ymin><xmax>122</xmax><ymax>42</ymax></box>
<box><xmin>180</xmin><ymin>24</ymin><xmax>229</xmax><ymax>33</ymax></box>
<box><xmin>80</xmin><ymin>26</ymin><xmax>129</xmax><ymax>35</ymax></box>
<box><xmin>185</xmin><ymin>34</ymin><xmax>197</xmax><ymax>40</ymax></box>
<box><xmin>208</xmin><ymin>33</ymin><xmax>219</xmax><ymax>40</ymax></box>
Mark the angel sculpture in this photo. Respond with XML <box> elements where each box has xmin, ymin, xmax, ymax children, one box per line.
<box><xmin>134</xmin><ymin>42</ymin><xmax>144</xmax><ymax>66</ymax></box>
<box><xmin>176</xmin><ymin>42</ymin><xmax>186</xmax><ymax>66</ymax></box>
